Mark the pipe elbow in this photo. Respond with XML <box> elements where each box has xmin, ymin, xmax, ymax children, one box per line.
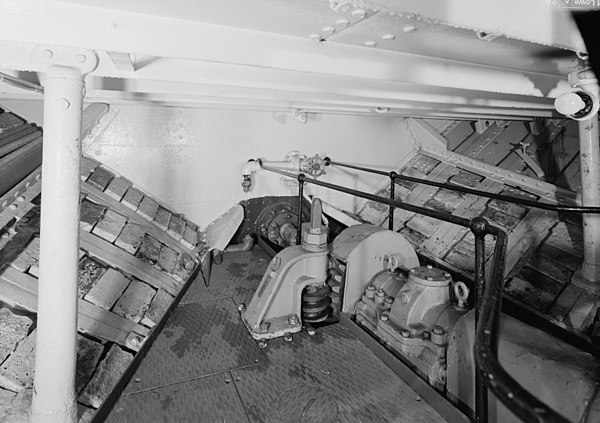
<box><xmin>242</xmin><ymin>159</ymin><xmax>261</xmax><ymax>176</ymax></box>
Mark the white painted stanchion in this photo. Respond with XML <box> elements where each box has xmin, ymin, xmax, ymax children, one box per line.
<box><xmin>578</xmin><ymin>108</ymin><xmax>600</xmax><ymax>287</ymax></box>
<box><xmin>31</xmin><ymin>65</ymin><xmax>84</xmax><ymax>423</ymax></box>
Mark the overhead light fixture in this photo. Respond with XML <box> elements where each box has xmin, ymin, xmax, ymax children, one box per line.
<box><xmin>554</xmin><ymin>90</ymin><xmax>599</xmax><ymax>121</ymax></box>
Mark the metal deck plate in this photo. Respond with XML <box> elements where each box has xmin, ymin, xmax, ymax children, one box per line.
<box><xmin>107</xmin><ymin>372</ymin><xmax>249</xmax><ymax>423</ymax></box>
<box><xmin>230</xmin><ymin>324</ymin><xmax>445</xmax><ymax>423</ymax></box>
<box><xmin>123</xmin><ymin>298</ymin><xmax>266</xmax><ymax>394</ymax></box>
<box><xmin>181</xmin><ymin>249</ymin><xmax>271</xmax><ymax>306</ymax></box>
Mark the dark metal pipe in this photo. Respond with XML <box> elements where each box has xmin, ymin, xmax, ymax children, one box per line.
<box><xmin>328</xmin><ymin>160</ymin><xmax>388</xmax><ymax>176</ymax></box>
<box><xmin>471</xmin><ymin>218</ymin><xmax>489</xmax><ymax>423</ymax></box>
<box><xmin>297</xmin><ymin>174</ymin><xmax>305</xmax><ymax>245</ymax></box>
<box><xmin>474</xmin><ymin>225</ymin><xmax>570</xmax><ymax>423</ymax></box>
<box><xmin>331</xmin><ymin>159</ymin><xmax>600</xmax><ymax>214</ymax></box>
<box><xmin>260</xmin><ymin>165</ymin><xmax>471</xmax><ymax>228</ymax></box>
<box><xmin>389</xmin><ymin>171</ymin><xmax>397</xmax><ymax>231</ymax></box>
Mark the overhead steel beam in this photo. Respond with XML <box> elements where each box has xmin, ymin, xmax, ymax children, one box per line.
<box><xmin>0</xmin><ymin>2</ymin><xmax>569</xmax><ymax>97</ymax></box>
<box><xmin>362</xmin><ymin>0</ymin><xmax>586</xmax><ymax>53</ymax></box>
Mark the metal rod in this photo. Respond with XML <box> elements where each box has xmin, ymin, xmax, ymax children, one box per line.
<box><xmin>474</xmin><ymin>225</ymin><xmax>570</xmax><ymax>423</ymax></box>
<box><xmin>471</xmin><ymin>218</ymin><xmax>489</xmax><ymax>423</ymax></box>
<box><xmin>0</xmin><ymin>71</ymin><xmax>44</xmax><ymax>93</ymax></box>
<box><xmin>297</xmin><ymin>175</ymin><xmax>304</xmax><ymax>245</ymax></box>
<box><xmin>333</xmin><ymin>159</ymin><xmax>600</xmax><ymax>213</ymax></box>
<box><xmin>260</xmin><ymin>165</ymin><xmax>471</xmax><ymax>228</ymax></box>
<box><xmin>389</xmin><ymin>172</ymin><xmax>396</xmax><ymax>231</ymax></box>
<box><xmin>31</xmin><ymin>65</ymin><xmax>84</xmax><ymax>423</ymax></box>
<box><xmin>328</xmin><ymin>160</ymin><xmax>388</xmax><ymax>176</ymax></box>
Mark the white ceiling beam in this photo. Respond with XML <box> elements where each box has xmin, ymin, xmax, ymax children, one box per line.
<box><xmin>362</xmin><ymin>0</ymin><xmax>586</xmax><ymax>52</ymax></box>
<box><xmin>0</xmin><ymin>2</ymin><xmax>567</xmax><ymax>97</ymax></box>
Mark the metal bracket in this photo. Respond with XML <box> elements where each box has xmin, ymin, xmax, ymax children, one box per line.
<box><xmin>31</xmin><ymin>44</ymin><xmax>98</xmax><ymax>74</ymax></box>
<box><xmin>292</xmin><ymin>109</ymin><xmax>308</xmax><ymax>124</ymax></box>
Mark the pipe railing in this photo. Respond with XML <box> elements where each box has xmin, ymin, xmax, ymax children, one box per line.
<box><xmin>327</xmin><ymin>158</ymin><xmax>600</xmax><ymax>214</ymax></box>
<box><xmin>258</xmin><ymin>160</ymin><xmax>571</xmax><ymax>423</ymax></box>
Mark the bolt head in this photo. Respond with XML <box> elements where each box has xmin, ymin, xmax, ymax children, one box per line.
<box><xmin>307</xmin><ymin>327</ymin><xmax>316</xmax><ymax>336</ymax></box>
<box><xmin>284</xmin><ymin>333</ymin><xmax>293</xmax><ymax>342</ymax></box>
<box><xmin>376</xmin><ymin>289</ymin><xmax>385</xmax><ymax>297</ymax></box>
<box><xmin>380</xmin><ymin>314</ymin><xmax>389</xmax><ymax>322</ymax></box>
<box><xmin>287</xmin><ymin>315</ymin><xmax>299</xmax><ymax>326</ymax></box>
<box><xmin>237</xmin><ymin>303</ymin><xmax>246</xmax><ymax>312</ymax></box>
<box><xmin>258</xmin><ymin>340</ymin><xmax>267</xmax><ymax>348</ymax></box>
<box><xmin>433</xmin><ymin>325</ymin><xmax>444</xmax><ymax>335</ymax></box>
<box><xmin>422</xmin><ymin>331</ymin><xmax>430</xmax><ymax>339</ymax></box>
<box><xmin>401</xmin><ymin>329</ymin><xmax>411</xmax><ymax>338</ymax></box>
<box><xmin>367</xmin><ymin>285</ymin><xmax>376</xmax><ymax>292</ymax></box>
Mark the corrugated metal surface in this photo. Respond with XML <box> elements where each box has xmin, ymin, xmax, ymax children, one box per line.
<box><xmin>123</xmin><ymin>299</ymin><xmax>266</xmax><ymax>394</ymax></box>
<box><xmin>108</xmin><ymin>248</ymin><xmax>448</xmax><ymax>422</ymax></box>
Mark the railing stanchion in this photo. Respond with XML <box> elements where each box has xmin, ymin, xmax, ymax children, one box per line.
<box><xmin>389</xmin><ymin>171</ymin><xmax>397</xmax><ymax>231</ymax></box>
<box><xmin>296</xmin><ymin>174</ymin><xmax>305</xmax><ymax>245</ymax></box>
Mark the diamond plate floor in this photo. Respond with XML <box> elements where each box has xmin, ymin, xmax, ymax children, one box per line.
<box><xmin>106</xmin><ymin>247</ymin><xmax>446</xmax><ymax>423</ymax></box>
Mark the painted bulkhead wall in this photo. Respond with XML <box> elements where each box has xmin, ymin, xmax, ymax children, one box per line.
<box><xmin>87</xmin><ymin>106</ymin><xmax>414</xmax><ymax>227</ymax></box>
<box><xmin>2</xmin><ymin>101</ymin><xmax>416</xmax><ymax>227</ymax></box>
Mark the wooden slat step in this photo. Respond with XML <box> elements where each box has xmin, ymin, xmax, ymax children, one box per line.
<box><xmin>136</xmin><ymin>235</ymin><xmax>162</xmax><ymax>264</ymax></box>
<box><xmin>92</xmin><ymin>210</ymin><xmax>127</xmax><ymax>243</ymax></box>
<box><xmin>544</xmin><ymin>221</ymin><xmax>584</xmax><ymax>258</ymax></box>
<box><xmin>0</xmin><ymin>113</ymin><xmax>24</xmax><ymax>132</ymax></box>
<box><xmin>537</xmin><ymin>243</ymin><xmax>581</xmax><ymax>271</ymax></box>
<box><xmin>137</xmin><ymin>196</ymin><xmax>159</xmax><ymax>221</ymax></box>
<box><xmin>166</xmin><ymin>214</ymin><xmax>186</xmax><ymax>240</ymax></box>
<box><xmin>420</xmin><ymin>179</ymin><xmax>502</xmax><ymax>258</ymax></box>
<box><xmin>86</xmin><ymin>166</ymin><xmax>114</xmax><ymax>191</ymax></box>
<box><xmin>566</xmin><ymin>291</ymin><xmax>600</xmax><ymax>331</ymax></box>
<box><xmin>81</xmin><ymin>182</ymin><xmax>192</xmax><ymax>256</ymax></box>
<box><xmin>113</xmin><ymin>280</ymin><xmax>155</xmax><ymax>324</ymax></box>
<box><xmin>528</xmin><ymin>254</ymin><xmax>575</xmax><ymax>285</ymax></box>
<box><xmin>121</xmin><ymin>187</ymin><xmax>143</xmax><ymax>210</ymax></box>
<box><xmin>407</xmin><ymin>154</ymin><xmax>441</xmax><ymax>176</ymax></box>
<box><xmin>81</xmin><ymin>156</ymin><xmax>99</xmax><ymax>181</ymax></box>
<box><xmin>0</xmin><ymin>123</ymin><xmax>37</xmax><ymax>147</ymax></box>
<box><xmin>84</xmin><ymin>268</ymin><xmax>130</xmax><ymax>310</ymax></box>
<box><xmin>80</xmin><ymin>230</ymin><xmax>180</xmax><ymax>296</ymax></box>
<box><xmin>0</xmin><ymin>131</ymin><xmax>41</xmax><ymax>159</ymax></box>
<box><xmin>105</xmin><ymin>176</ymin><xmax>132</xmax><ymax>202</ymax></box>
<box><xmin>153</xmin><ymin>206</ymin><xmax>171</xmax><ymax>231</ymax></box>
<box><xmin>80</xmin><ymin>200</ymin><xmax>107</xmax><ymax>232</ymax></box>
<box><xmin>114</xmin><ymin>222</ymin><xmax>145</xmax><ymax>255</ymax></box>
<box><xmin>78</xmin><ymin>256</ymin><xmax>107</xmax><ymax>298</ymax></box>
<box><xmin>549</xmin><ymin>283</ymin><xmax>584</xmax><ymax>323</ymax></box>
<box><xmin>0</xmin><ymin>267</ymin><xmax>148</xmax><ymax>349</ymax></box>
<box><xmin>506</xmin><ymin>266</ymin><xmax>566</xmax><ymax>312</ymax></box>
<box><xmin>141</xmin><ymin>289</ymin><xmax>173</xmax><ymax>328</ymax></box>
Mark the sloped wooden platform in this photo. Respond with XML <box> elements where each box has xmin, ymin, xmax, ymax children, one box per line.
<box><xmin>0</xmin><ymin>107</ymin><xmax>206</xmax><ymax>422</ymax></box>
<box><xmin>357</xmin><ymin>118</ymin><xmax>596</xmax><ymax>341</ymax></box>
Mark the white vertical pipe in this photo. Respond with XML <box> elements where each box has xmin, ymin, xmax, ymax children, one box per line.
<box><xmin>579</xmin><ymin>109</ymin><xmax>600</xmax><ymax>284</ymax></box>
<box><xmin>31</xmin><ymin>65</ymin><xmax>84</xmax><ymax>423</ymax></box>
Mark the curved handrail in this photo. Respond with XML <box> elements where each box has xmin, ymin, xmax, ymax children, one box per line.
<box><xmin>258</xmin><ymin>160</ymin><xmax>574</xmax><ymax>423</ymax></box>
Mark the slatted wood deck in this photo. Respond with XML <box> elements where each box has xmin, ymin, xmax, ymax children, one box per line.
<box><xmin>0</xmin><ymin>108</ymin><xmax>205</xmax><ymax>422</ymax></box>
<box><xmin>357</xmin><ymin>118</ymin><xmax>597</xmax><ymax>341</ymax></box>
